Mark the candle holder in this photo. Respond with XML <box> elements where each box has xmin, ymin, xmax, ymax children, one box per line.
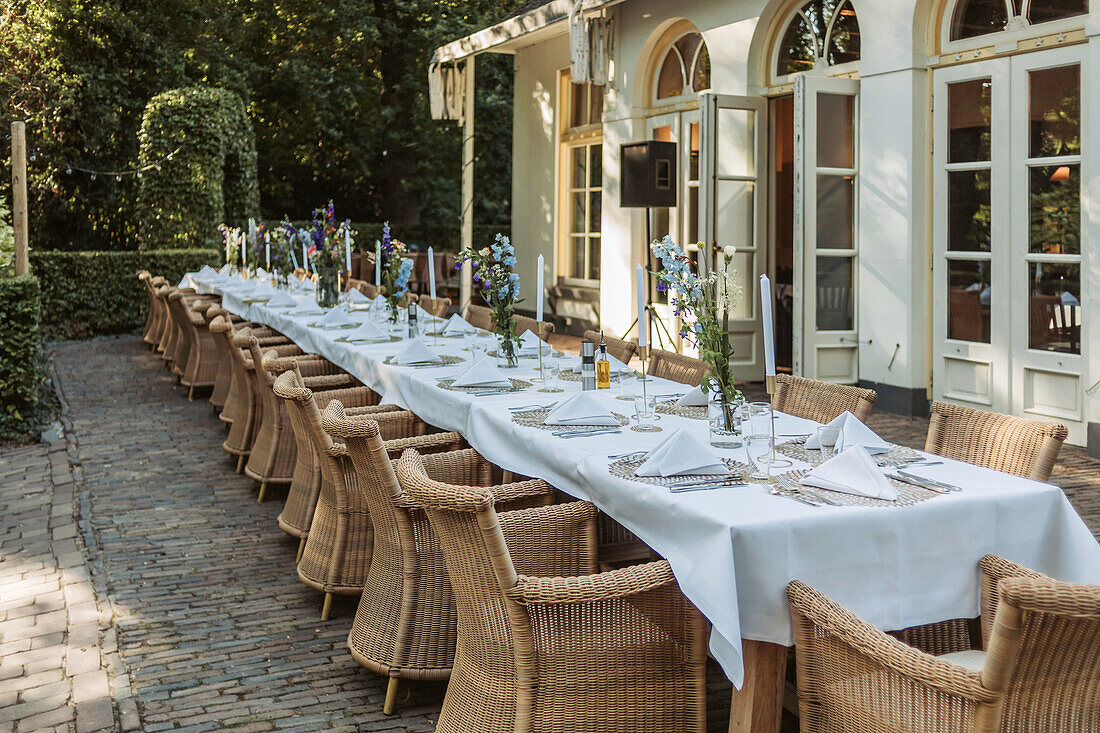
<box><xmin>754</xmin><ymin>374</ymin><xmax>793</xmax><ymax>471</ymax></box>
<box><xmin>531</xmin><ymin>320</ymin><xmax>545</xmax><ymax>383</ymax></box>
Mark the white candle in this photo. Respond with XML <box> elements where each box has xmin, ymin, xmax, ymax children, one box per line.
<box><xmin>375</xmin><ymin>241</ymin><xmax>381</xmax><ymax>285</ymax></box>
<box><xmin>344</xmin><ymin>229</ymin><xmax>352</xmax><ymax>273</ymax></box>
<box><xmin>301</xmin><ymin>238</ymin><xmax>308</xmax><ymax>273</ymax></box>
<box><xmin>428</xmin><ymin>247</ymin><xmax>437</xmax><ymax>301</ymax></box>
<box><xmin>535</xmin><ymin>254</ymin><xmax>544</xmax><ymax>322</ymax></box>
<box><xmin>290</xmin><ymin>241</ymin><xmax>299</xmax><ymax>270</ymax></box>
<box><xmin>636</xmin><ymin>264</ymin><xmax>647</xmax><ymax>350</ymax></box>
<box><xmin>240</xmin><ymin>232</ymin><xmax>246</xmax><ymax>269</ymax></box>
<box><xmin>265</xmin><ymin>234</ymin><xmax>271</xmax><ymax>270</ymax></box>
<box><xmin>760</xmin><ymin>274</ymin><xmax>776</xmax><ymax>377</ymax></box>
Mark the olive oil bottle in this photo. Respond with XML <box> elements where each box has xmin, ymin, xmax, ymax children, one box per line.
<box><xmin>596</xmin><ymin>332</ymin><xmax>611</xmax><ymax>390</ymax></box>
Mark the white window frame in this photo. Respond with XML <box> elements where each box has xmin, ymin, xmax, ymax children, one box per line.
<box><xmin>769</xmin><ymin>0</ymin><xmax>861</xmax><ymax>87</ymax></box>
<box><xmin>939</xmin><ymin>0</ymin><xmax>1091</xmax><ymax>55</ymax></box>
<box><xmin>651</xmin><ymin>31</ymin><xmax>712</xmax><ymax>107</ymax></box>
<box><xmin>557</xmin><ymin>70</ymin><xmax>604</xmax><ymax>288</ymax></box>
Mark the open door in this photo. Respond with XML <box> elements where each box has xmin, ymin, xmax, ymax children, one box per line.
<box><xmin>793</xmin><ymin>75</ymin><xmax>860</xmax><ymax>383</ymax></box>
<box><xmin>699</xmin><ymin>92</ymin><xmax>768</xmax><ymax>381</ymax></box>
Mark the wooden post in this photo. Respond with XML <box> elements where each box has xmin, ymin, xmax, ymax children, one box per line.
<box><xmin>459</xmin><ymin>57</ymin><xmax>475</xmax><ymax>314</ymax></box>
<box><xmin>11</xmin><ymin>121</ymin><xmax>28</xmax><ymax>276</ymax></box>
<box><xmin>728</xmin><ymin>640</ymin><xmax>788</xmax><ymax>733</ymax></box>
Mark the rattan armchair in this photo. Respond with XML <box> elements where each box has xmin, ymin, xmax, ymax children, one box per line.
<box><xmin>646</xmin><ymin>348</ymin><xmax>709</xmax><ymax>386</ymax></box>
<box><xmin>464</xmin><ymin>303</ymin><xmax>493</xmax><ymax>331</ymax></box>
<box><xmin>209</xmin><ymin>314</ymin><xmax>290</xmax><ymax>424</ymax></box>
<box><xmin>925</xmin><ymin>402</ymin><xmax>1068</xmax><ymax>482</ymax></box>
<box><xmin>396</xmin><ymin>450</ymin><xmax>709</xmax><ymax>733</ymax></box>
<box><xmin>137</xmin><ymin>271</ymin><xmax>159</xmax><ymax>346</ymax></box>
<box><xmin>177</xmin><ymin>294</ymin><xmax>221</xmax><ymax>399</ymax></box>
<box><xmin>349</xmin><ymin>278</ymin><xmax>378</xmax><ymax>299</ymax></box>
<box><xmin>583</xmin><ymin>330</ymin><xmax>638</xmax><ymax>365</ymax></box>
<box><xmin>148</xmin><ymin>277</ymin><xmax>170</xmax><ymax>350</ymax></box>
<box><xmin>788</xmin><ymin>555</ymin><xmax>1100</xmax><ymax>733</ymax></box>
<box><xmin>772</xmin><ymin>374</ymin><xmax>878</xmax><ymax>424</ymax></box>
<box><xmin>417</xmin><ymin>294</ymin><xmax>452</xmax><ymax>318</ymax></box>
<box><xmin>513</xmin><ymin>315</ymin><xmax>554</xmax><ymax>342</ymax></box>
<box><xmin>321</xmin><ymin>401</ymin><xmax>554</xmax><ymax>714</ymax></box>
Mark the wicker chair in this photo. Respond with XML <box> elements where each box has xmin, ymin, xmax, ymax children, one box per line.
<box><xmin>464</xmin><ymin>303</ymin><xmax>493</xmax><ymax>331</ymax></box>
<box><xmin>272</xmin><ymin>371</ymin><xmax>402</xmax><ymax>559</ymax></box>
<box><xmin>148</xmin><ymin>276</ymin><xmax>169</xmax><ymax>349</ymax></box>
<box><xmin>209</xmin><ymin>315</ymin><xmax>290</xmax><ymax>425</ymax></box>
<box><xmin>925</xmin><ymin>402</ymin><xmax>1068</xmax><ymax>482</ymax></box>
<box><xmin>787</xmin><ymin>555</ymin><xmax>1100</xmax><ymax>733</ymax></box>
<box><xmin>396</xmin><ymin>450</ymin><xmax>709</xmax><ymax>733</ymax></box>
<box><xmin>513</xmin><ymin>315</ymin><xmax>554</xmax><ymax>341</ymax></box>
<box><xmin>583</xmin><ymin>330</ymin><xmax>638</xmax><ymax>365</ymax></box>
<box><xmin>177</xmin><ymin>295</ymin><xmax>221</xmax><ymax>399</ymax></box>
<box><xmin>348</xmin><ymin>278</ymin><xmax>378</xmax><ymax>299</ymax></box>
<box><xmin>322</xmin><ymin>401</ymin><xmax>554</xmax><ymax>714</ymax></box>
<box><xmin>137</xmin><ymin>271</ymin><xmax>159</xmax><ymax>346</ymax></box>
<box><xmin>417</xmin><ymin>294</ymin><xmax>452</xmax><ymax>318</ymax></box>
<box><xmin>646</xmin><ymin>348</ymin><xmax>709</xmax><ymax>386</ymax></box>
<box><xmin>772</xmin><ymin>374</ymin><xmax>878</xmax><ymax>424</ymax></box>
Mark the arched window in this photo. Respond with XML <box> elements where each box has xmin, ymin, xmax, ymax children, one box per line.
<box><xmin>776</xmin><ymin>0</ymin><xmax>861</xmax><ymax>78</ymax></box>
<box><xmin>654</xmin><ymin>32</ymin><xmax>711</xmax><ymax>101</ymax></box>
<box><xmin>949</xmin><ymin>0</ymin><xmax>1088</xmax><ymax>41</ymax></box>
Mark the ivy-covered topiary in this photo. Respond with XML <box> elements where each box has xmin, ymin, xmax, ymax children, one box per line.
<box><xmin>136</xmin><ymin>86</ymin><xmax>259</xmax><ymax>250</ymax></box>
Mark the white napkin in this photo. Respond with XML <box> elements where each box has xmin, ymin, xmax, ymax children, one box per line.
<box><xmin>394</xmin><ymin>339</ymin><xmax>443</xmax><ymax>365</ymax></box>
<box><xmin>265</xmin><ymin>292</ymin><xmax>298</xmax><ymax>308</ymax></box>
<box><xmin>344</xmin><ymin>321</ymin><xmax>390</xmax><ymax>343</ymax></box>
<box><xmin>443</xmin><ymin>314</ymin><xmax>477</xmax><ymax>336</ymax></box>
<box><xmin>676</xmin><ymin>386</ymin><xmax>709</xmax><ymax>407</ymax></box>
<box><xmin>416</xmin><ymin>304</ymin><xmax>437</xmax><ymax>323</ymax></box>
<box><xmin>317</xmin><ymin>309</ymin><xmax>358</xmax><ymax>328</ymax></box>
<box><xmin>517</xmin><ymin>330</ymin><xmax>551</xmax><ymax>357</ymax></box>
<box><xmin>219</xmin><ymin>263</ymin><xmax>235</xmax><ymax>276</ymax></box>
<box><xmin>290</xmin><ymin>303</ymin><xmax>324</xmax><ymax>317</ymax></box>
<box><xmin>347</xmin><ymin>288</ymin><xmax>370</xmax><ymax>305</ymax></box>
<box><xmin>452</xmin><ymin>357</ymin><xmax>512</xmax><ymax>388</ymax></box>
<box><xmin>801</xmin><ymin>445</ymin><xmax>898</xmax><ymax>500</ymax></box>
<box><xmin>198</xmin><ymin>265</ymin><xmax>219</xmax><ymax>279</ymax></box>
<box><xmin>544</xmin><ymin>393</ymin><xmax>619</xmax><ymax>427</ymax></box>
<box><xmin>804</xmin><ymin>411</ymin><xmax>892</xmax><ymax>454</ymax></box>
<box><xmin>636</xmin><ymin>429</ymin><xmax>731</xmax><ymax>477</ymax></box>
<box><xmin>255</xmin><ymin>267</ymin><xmax>268</xmax><ymax>280</ymax></box>
<box><xmin>572</xmin><ymin>353</ymin><xmax>630</xmax><ymax>374</ymax></box>
<box><xmin>295</xmin><ymin>277</ymin><xmax>316</xmax><ymax>291</ymax></box>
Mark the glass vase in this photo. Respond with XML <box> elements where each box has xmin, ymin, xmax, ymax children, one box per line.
<box><xmin>315</xmin><ymin>266</ymin><xmax>341</xmax><ymax>309</ymax></box>
<box><xmin>709</xmin><ymin>393</ymin><xmax>743</xmax><ymax>449</ymax></box>
<box><xmin>496</xmin><ymin>335</ymin><xmax>519</xmax><ymax>369</ymax></box>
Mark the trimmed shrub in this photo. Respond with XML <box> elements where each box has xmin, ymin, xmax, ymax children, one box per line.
<box><xmin>136</xmin><ymin>86</ymin><xmax>259</xmax><ymax>250</ymax></box>
<box><xmin>30</xmin><ymin>250</ymin><xmax>218</xmax><ymax>340</ymax></box>
<box><xmin>0</xmin><ymin>275</ymin><xmax>44</xmax><ymax>441</ymax></box>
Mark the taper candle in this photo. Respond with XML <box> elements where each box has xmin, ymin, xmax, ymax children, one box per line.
<box><xmin>265</xmin><ymin>234</ymin><xmax>271</xmax><ymax>270</ymax></box>
<box><xmin>428</xmin><ymin>247</ymin><xmax>437</xmax><ymax>301</ymax></box>
<box><xmin>375</xmin><ymin>241</ymin><xmax>381</xmax><ymax>286</ymax></box>
<box><xmin>760</xmin><ymin>274</ymin><xmax>776</xmax><ymax>377</ymax></box>
<box><xmin>636</xmin><ymin>264</ymin><xmax>647</xmax><ymax>350</ymax></box>
<box><xmin>536</xmin><ymin>254</ymin><xmax>544</xmax><ymax>322</ymax></box>
<box><xmin>344</xmin><ymin>229</ymin><xmax>352</xmax><ymax>274</ymax></box>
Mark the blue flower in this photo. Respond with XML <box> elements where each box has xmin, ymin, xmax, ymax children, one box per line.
<box><xmin>503</xmin><ymin>255</ymin><xmax>516</xmax><ymax>266</ymax></box>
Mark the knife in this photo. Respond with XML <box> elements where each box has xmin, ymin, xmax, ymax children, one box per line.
<box><xmin>557</xmin><ymin>429</ymin><xmax>622</xmax><ymax>438</ymax></box>
<box><xmin>666</xmin><ymin>475</ymin><xmax>739</xmax><ymax>489</ymax></box>
<box><xmin>896</xmin><ymin>469</ymin><xmax>961</xmax><ymax>492</ymax></box>
<box><xmin>887</xmin><ymin>472</ymin><xmax>949</xmax><ymax>494</ymax></box>
<box><xmin>670</xmin><ymin>482</ymin><xmax>748</xmax><ymax>494</ymax></box>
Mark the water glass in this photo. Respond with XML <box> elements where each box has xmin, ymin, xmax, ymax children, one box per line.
<box><xmin>815</xmin><ymin>425</ymin><xmax>841</xmax><ymax>461</ymax></box>
<box><xmin>747</xmin><ymin>402</ymin><xmax>772</xmax><ymax>442</ymax></box>
<box><xmin>633</xmin><ymin>395</ymin><xmax>660</xmax><ymax>433</ymax></box>
<box><xmin>539</xmin><ymin>357</ymin><xmax>563</xmax><ymax>393</ymax></box>
<box><xmin>615</xmin><ymin>373</ymin><xmax>638</xmax><ymax>401</ymax></box>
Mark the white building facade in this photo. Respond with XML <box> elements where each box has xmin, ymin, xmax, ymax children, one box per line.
<box><xmin>431</xmin><ymin>0</ymin><xmax>1099</xmax><ymax>451</ymax></box>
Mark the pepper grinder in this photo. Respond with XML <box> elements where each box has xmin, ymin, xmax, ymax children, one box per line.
<box><xmin>407</xmin><ymin>302</ymin><xmax>418</xmax><ymax>339</ymax></box>
<box><xmin>581</xmin><ymin>341</ymin><xmax>596</xmax><ymax>391</ymax></box>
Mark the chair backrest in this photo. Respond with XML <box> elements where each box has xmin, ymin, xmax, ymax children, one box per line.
<box><xmin>515</xmin><ymin>315</ymin><xmax>553</xmax><ymax>341</ymax></box>
<box><xmin>773</xmin><ymin>374</ymin><xmax>878</xmax><ymax>424</ymax></box>
<box><xmin>583</xmin><ymin>330</ymin><xmax>638</xmax><ymax>365</ymax></box>
<box><xmin>646</xmin><ymin>348</ymin><xmax>708</xmax><ymax>386</ymax></box>
<box><xmin>418</xmin><ymin>295</ymin><xmax>452</xmax><ymax>318</ymax></box>
<box><xmin>925</xmin><ymin>402</ymin><xmax>1067</xmax><ymax>482</ymax></box>
<box><xmin>273</xmin><ymin>369</ymin><xmax>348</xmax><ymax>512</ymax></box>
<box><xmin>465</xmin><ymin>303</ymin><xmax>494</xmax><ymax>331</ymax></box>
<box><xmin>349</xmin><ymin>278</ymin><xmax>379</xmax><ymax>299</ymax></box>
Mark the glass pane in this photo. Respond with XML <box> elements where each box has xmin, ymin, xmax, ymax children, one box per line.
<box><xmin>722</xmin><ymin>250</ymin><xmax>753</xmax><ymax>319</ymax></box>
<box><xmin>717</xmin><ymin>109</ymin><xmax>754</xmax><ymax>177</ymax></box>
<box><xmin>1029</xmin><ymin>65</ymin><xmax>1080</xmax><ymax>158</ymax></box>
<box><xmin>817</xmin><ymin>94</ymin><xmax>855</xmax><ymax>169</ymax></box>
<box><xmin>652</xmin><ymin>125</ymin><xmax>672</xmax><ymax>143</ymax></box>
<box><xmin>676</xmin><ymin>34</ymin><xmax>702</xmax><ymax>72</ymax></box>
<box><xmin>948</xmin><ymin>79</ymin><xmax>992</xmax><ymax>163</ymax></box>
<box><xmin>816</xmin><ymin>256</ymin><xmax>854</xmax><ymax>331</ymax></box>
<box><xmin>1029</xmin><ymin>164</ymin><xmax>1080</xmax><ymax>254</ymax></box>
<box><xmin>947</xmin><ymin>259</ymin><xmax>991</xmax><ymax>343</ymax></box>
<box><xmin>777</xmin><ymin>12</ymin><xmax>817</xmax><ymax>76</ymax></box>
<box><xmin>657</xmin><ymin>50</ymin><xmax>685</xmax><ymax>100</ymax></box>
<box><xmin>587</xmin><ymin>237</ymin><xmax>601</xmax><ymax>281</ymax></box>
<box><xmin>1029</xmin><ymin>262</ymin><xmax>1081</xmax><ymax>353</ymax></box>
<box><xmin>571</xmin><ymin>192</ymin><xmax>586</xmax><ymax>234</ymax></box>
<box><xmin>950</xmin><ymin>0</ymin><xmax>1008</xmax><ymax>40</ymax></box>
<box><xmin>689</xmin><ymin>122</ymin><xmax>700</xmax><ymax>181</ymax></box>
<box><xmin>717</xmin><ymin>180</ymin><xmax>754</xmax><ymax>250</ymax></box>
<box><xmin>948</xmin><ymin>170</ymin><xmax>992</xmax><ymax>252</ymax></box>
<box><xmin>688</xmin><ymin>186</ymin><xmax>699</xmax><ymax>243</ymax></box>
<box><xmin>589</xmin><ymin>143</ymin><xmax>602</xmax><ymax>188</ymax></box>
<box><xmin>693</xmin><ymin>44</ymin><xmax>711</xmax><ymax>92</ymax></box>
<box><xmin>589</xmin><ymin>85</ymin><xmax>604</xmax><ymax>126</ymax></box>
<box><xmin>1028</xmin><ymin>0</ymin><xmax>1088</xmax><ymax>24</ymax></box>
<box><xmin>572</xmin><ymin>147</ymin><xmax>586</xmax><ymax>189</ymax></box>
<box><xmin>826</xmin><ymin>2</ymin><xmax>861</xmax><ymax>66</ymax></box>
<box><xmin>571</xmin><ymin>236</ymin><xmax>586</xmax><ymax>279</ymax></box>
<box><xmin>571</xmin><ymin>83</ymin><xmax>587</xmax><ymax>128</ymax></box>
<box><xmin>589</xmin><ymin>191</ymin><xmax>602</xmax><ymax>234</ymax></box>
<box><xmin>816</xmin><ymin>175</ymin><xmax>854</xmax><ymax>250</ymax></box>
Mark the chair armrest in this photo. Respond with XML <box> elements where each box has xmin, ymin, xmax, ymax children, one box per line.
<box><xmin>787</xmin><ymin>580</ymin><xmax>998</xmax><ymax>706</ymax></box>
<box><xmin>979</xmin><ymin>555</ymin><xmax>1048</xmax><ymax>647</ymax></box>
<box><xmin>489</xmin><ymin>479</ymin><xmax>556</xmax><ymax>509</ymax></box>
<box><xmin>507</xmin><ymin>559</ymin><xmax>674</xmax><ymax>605</ymax></box>
<box><xmin>418</xmin><ymin>448</ymin><xmax>494</xmax><ymax>487</ymax></box>
<box><xmin>371</xmin><ymin>409</ymin><xmax>427</xmax><ymax>441</ymax></box>
<box><xmin>345</xmin><ymin>404</ymin><xmax>400</xmax><ymax>416</ymax></box>
<box><xmin>256</xmin><ymin>335</ymin><xmax>290</xmax><ymax>346</ymax></box>
<box><xmin>499</xmin><ymin>501</ymin><xmax>598</xmax><ymax>578</ymax></box>
<box><xmin>384</xmin><ymin>431</ymin><xmax>465</xmax><ymax>460</ymax></box>
<box><xmin>297</xmin><ymin>359</ymin><xmax>347</xmax><ymax>378</ymax></box>
<box><xmin>302</xmin><ymin>373</ymin><xmax>360</xmax><ymax>391</ymax></box>
<box><xmin>316</xmin><ymin>387</ymin><xmax>381</xmax><ymax>411</ymax></box>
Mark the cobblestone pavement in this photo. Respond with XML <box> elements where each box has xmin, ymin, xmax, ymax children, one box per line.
<box><xmin>0</xmin><ymin>334</ymin><xmax>1095</xmax><ymax>732</ymax></box>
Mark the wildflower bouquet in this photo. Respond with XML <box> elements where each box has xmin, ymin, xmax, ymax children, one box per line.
<box><xmin>650</xmin><ymin>236</ymin><xmax>744</xmax><ymax>405</ymax></box>
<box><xmin>283</xmin><ymin>201</ymin><xmax>353</xmax><ymax>307</ymax></box>
<box><xmin>378</xmin><ymin>223</ymin><xmax>414</xmax><ymax>322</ymax></box>
<box><xmin>456</xmin><ymin>234</ymin><xmax>522</xmax><ymax>366</ymax></box>
<box><xmin>218</xmin><ymin>225</ymin><xmax>241</xmax><ymax>267</ymax></box>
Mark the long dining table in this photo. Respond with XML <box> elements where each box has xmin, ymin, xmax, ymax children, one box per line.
<box><xmin>187</xmin><ymin>271</ymin><xmax>1100</xmax><ymax>732</ymax></box>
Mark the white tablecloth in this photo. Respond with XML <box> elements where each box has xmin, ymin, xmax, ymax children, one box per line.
<box><xmin>190</xmin><ymin>273</ymin><xmax>1100</xmax><ymax>687</ymax></box>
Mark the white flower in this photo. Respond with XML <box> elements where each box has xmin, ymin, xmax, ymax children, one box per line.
<box><xmin>722</xmin><ymin>245</ymin><xmax>737</xmax><ymax>258</ymax></box>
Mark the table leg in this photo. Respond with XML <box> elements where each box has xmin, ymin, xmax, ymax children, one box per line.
<box><xmin>728</xmin><ymin>640</ymin><xmax>788</xmax><ymax>733</ymax></box>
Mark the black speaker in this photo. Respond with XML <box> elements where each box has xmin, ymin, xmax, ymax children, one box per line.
<box><xmin>620</xmin><ymin>141</ymin><xmax>678</xmax><ymax>209</ymax></box>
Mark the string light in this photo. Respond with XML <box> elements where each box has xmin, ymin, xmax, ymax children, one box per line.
<box><xmin>62</xmin><ymin>147</ymin><xmax>181</xmax><ymax>180</ymax></box>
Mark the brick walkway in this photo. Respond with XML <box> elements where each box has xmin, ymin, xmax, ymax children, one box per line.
<box><xmin>0</xmin><ymin>334</ymin><xmax>1095</xmax><ymax>732</ymax></box>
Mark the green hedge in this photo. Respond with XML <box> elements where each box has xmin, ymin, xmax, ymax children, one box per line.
<box><xmin>30</xmin><ymin>250</ymin><xmax>219</xmax><ymax>340</ymax></box>
<box><xmin>0</xmin><ymin>275</ymin><xmax>44</xmax><ymax>441</ymax></box>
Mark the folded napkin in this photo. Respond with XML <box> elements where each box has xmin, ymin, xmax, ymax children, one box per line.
<box><xmin>219</xmin><ymin>263</ymin><xmax>235</xmax><ymax>276</ymax></box>
<box><xmin>317</xmin><ymin>309</ymin><xmax>359</xmax><ymax>328</ymax></box>
<box><xmin>676</xmin><ymin>386</ymin><xmax>709</xmax><ymax>407</ymax></box>
<box><xmin>290</xmin><ymin>303</ymin><xmax>324</xmax><ymax>318</ymax></box>
<box><xmin>347</xmin><ymin>288</ymin><xmax>370</xmax><ymax>304</ymax></box>
<box><xmin>636</xmin><ymin>429</ymin><xmax>731</xmax><ymax>478</ymax></box>
<box><xmin>572</xmin><ymin>352</ymin><xmax>630</xmax><ymax>374</ymax></box>
<box><xmin>198</xmin><ymin>265</ymin><xmax>220</xmax><ymax>279</ymax></box>
<box><xmin>544</xmin><ymin>393</ymin><xmax>619</xmax><ymax>427</ymax></box>
<box><xmin>295</xmin><ymin>277</ymin><xmax>316</xmax><ymax>291</ymax></box>
<box><xmin>416</xmin><ymin>304</ymin><xmax>437</xmax><ymax>323</ymax></box>
<box><xmin>451</xmin><ymin>357</ymin><xmax>512</xmax><ymax>388</ymax></box>
<box><xmin>344</xmin><ymin>321</ymin><xmax>390</xmax><ymax>343</ymax></box>
<box><xmin>177</xmin><ymin>275</ymin><xmax>193</xmax><ymax>289</ymax></box>
<box><xmin>801</xmin><ymin>445</ymin><xmax>897</xmax><ymax>500</ymax></box>
<box><xmin>265</xmin><ymin>292</ymin><xmax>299</xmax><ymax>308</ymax></box>
<box><xmin>442</xmin><ymin>314</ymin><xmax>477</xmax><ymax>336</ymax></box>
<box><xmin>255</xmin><ymin>267</ymin><xmax>268</xmax><ymax>280</ymax></box>
<box><xmin>517</xmin><ymin>330</ymin><xmax>551</xmax><ymax>357</ymax></box>
<box><xmin>394</xmin><ymin>339</ymin><xmax>443</xmax><ymax>365</ymax></box>
<box><xmin>804</xmin><ymin>411</ymin><xmax>891</xmax><ymax>454</ymax></box>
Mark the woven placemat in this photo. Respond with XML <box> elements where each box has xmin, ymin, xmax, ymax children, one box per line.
<box><xmin>656</xmin><ymin>400</ymin><xmax>707</xmax><ymax>420</ymax></box>
<box><xmin>775</xmin><ymin>438</ymin><xmax>922</xmax><ymax>468</ymax></box>
<box><xmin>608</xmin><ymin>456</ymin><xmax>752</xmax><ymax>487</ymax></box>
<box><xmin>424</xmin><ymin>330</ymin><xmax>467</xmax><ymax>338</ymax></box>
<box><xmin>774</xmin><ymin>469</ymin><xmax>941</xmax><ymax>508</ymax></box>
<box><xmin>437</xmin><ymin>378</ymin><xmax>533</xmax><ymax>393</ymax></box>
<box><xmin>511</xmin><ymin>408</ymin><xmax>629</xmax><ymax>432</ymax></box>
<box><xmin>383</xmin><ymin>354</ymin><xmax>466</xmax><ymax>367</ymax></box>
<box><xmin>308</xmin><ymin>321</ymin><xmax>359</xmax><ymax>330</ymax></box>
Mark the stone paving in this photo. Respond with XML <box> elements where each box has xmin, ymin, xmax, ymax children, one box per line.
<box><xmin>0</xmin><ymin>333</ymin><xmax>1096</xmax><ymax>732</ymax></box>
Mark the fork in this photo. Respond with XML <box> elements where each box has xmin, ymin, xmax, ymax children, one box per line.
<box><xmin>780</xmin><ymin>475</ymin><xmax>840</xmax><ymax>506</ymax></box>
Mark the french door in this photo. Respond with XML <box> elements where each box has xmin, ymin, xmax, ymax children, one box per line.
<box><xmin>933</xmin><ymin>46</ymin><xmax>1087</xmax><ymax>443</ymax></box>
<box><xmin>793</xmin><ymin>76</ymin><xmax>861</xmax><ymax>383</ymax></box>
